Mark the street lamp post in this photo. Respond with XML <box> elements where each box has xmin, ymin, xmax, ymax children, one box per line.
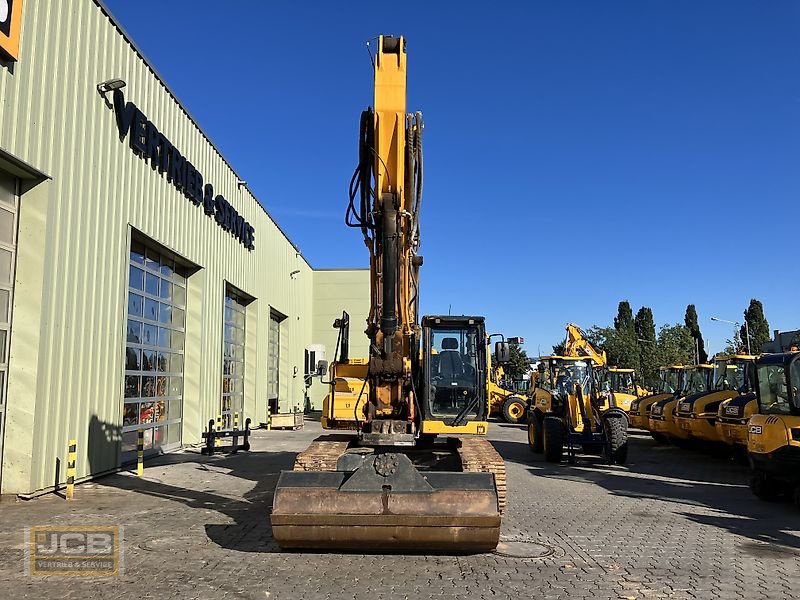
<box><xmin>710</xmin><ymin>316</ymin><xmax>751</xmax><ymax>355</ymax></box>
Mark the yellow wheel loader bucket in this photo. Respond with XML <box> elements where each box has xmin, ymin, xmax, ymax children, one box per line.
<box><xmin>270</xmin><ymin>452</ymin><xmax>501</xmax><ymax>553</ymax></box>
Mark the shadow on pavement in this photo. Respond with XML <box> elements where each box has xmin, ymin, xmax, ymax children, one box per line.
<box><xmin>97</xmin><ymin>447</ymin><xmax>297</xmax><ymax>553</ymax></box>
<box><xmin>489</xmin><ymin>435</ymin><xmax>800</xmax><ymax>551</ymax></box>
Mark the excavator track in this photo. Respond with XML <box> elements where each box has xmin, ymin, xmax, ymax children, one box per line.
<box><xmin>457</xmin><ymin>437</ymin><xmax>507</xmax><ymax>514</ymax></box>
<box><xmin>293</xmin><ymin>435</ymin><xmax>352</xmax><ymax>471</ymax></box>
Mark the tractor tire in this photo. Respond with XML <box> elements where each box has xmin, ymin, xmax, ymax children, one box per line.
<box><xmin>502</xmin><ymin>396</ymin><xmax>527</xmax><ymax>424</ymax></box>
<box><xmin>527</xmin><ymin>412</ymin><xmax>543</xmax><ymax>454</ymax></box>
<box><xmin>543</xmin><ymin>415</ymin><xmax>564</xmax><ymax>463</ymax></box>
<box><xmin>750</xmin><ymin>472</ymin><xmax>780</xmax><ymax>501</ymax></box>
<box><xmin>604</xmin><ymin>416</ymin><xmax>629</xmax><ymax>465</ymax></box>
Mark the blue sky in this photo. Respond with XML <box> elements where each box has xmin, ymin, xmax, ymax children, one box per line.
<box><xmin>105</xmin><ymin>0</ymin><xmax>800</xmax><ymax>356</ymax></box>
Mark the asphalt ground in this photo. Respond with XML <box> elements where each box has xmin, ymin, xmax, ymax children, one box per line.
<box><xmin>0</xmin><ymin>419</ymin><xmax>798</xmax><ymax>599</ymax></box>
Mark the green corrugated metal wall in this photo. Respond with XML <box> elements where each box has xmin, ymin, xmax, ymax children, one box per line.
<box><xmin>0</xmin><ymin>0</ymin><xmax>366</xmax><ymax>494</ymax></box>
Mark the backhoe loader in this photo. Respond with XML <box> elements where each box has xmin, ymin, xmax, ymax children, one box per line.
<box><xmin>536</xmin><ymin>356</ymin><xmax>629</xmax><ymax>464</ymax></box>
<box><xmin>649</xmin><ymin>364</ymin><xmax>713</xmax><ymax>442</ymax></box>
<box><xmin>747</xmin><ymin>351</ymin><xmax>800</xmax><ymax>503</ymax></box>
<box><xmin>628</xmin><ymin>366</ymin><xmax>685</xmax><ymax>438</ymax></box>
<box><xmin>673</xmin><ymin>354</ymin><xmax>756</xmax><ymax>444</ymax></box>
<box><xmin>271</xmin><ymin>36</ymin><xmax>506</xmax><ymax>553</ymax></box>
<box><xmin>488</xmin><ymin>363</ymin><xmax>528</xmax><ymax>424</ymax></box>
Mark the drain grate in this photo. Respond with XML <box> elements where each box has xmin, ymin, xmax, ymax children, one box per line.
<box><xmin>494</xmin><ymin>539</ymin><xmax>554</xmax><ymax>558</ymax></box>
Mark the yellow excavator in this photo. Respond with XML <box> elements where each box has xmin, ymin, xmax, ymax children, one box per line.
<box><xmin>747</xmin><ymin>351</ymin><xmax>800</xmax><ymax>503</ymax></box>
<box><xmin>271</xmin><ymin>36</ymin><xmax>506</xmax><ymax>552</ymax></box>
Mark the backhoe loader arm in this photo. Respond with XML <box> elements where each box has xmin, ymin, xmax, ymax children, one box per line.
<box><xmin>563</xmin><ymin>323</ymin><xmax>607</xmax><ymax>367</ymax></box>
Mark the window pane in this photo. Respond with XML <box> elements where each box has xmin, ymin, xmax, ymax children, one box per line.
<box><xmin>171</xmin><ymin>306</ymin><xmax>184</xmax><ymax>327</ymax></box>
<box><xmin>127</xmin><ymin>320</ymin><xmax>142</xmax><ymax>343</ymax></box>
<box><xmin>123</xmin><ymin>403</ymin><xmax>139</xmax><ymax>427</ymax></box>
<box><xmin>0</xmin><ymin>329</ymin><xmax>6</xmax><ymax>362</ymax></box>
<box><xmin>125</xmin><ymin>347</ymin><xmax>141</xmax><ymax>370</ymax></box>
<box><xmin>142</xmin><ymin>377</ymin><xmax>155</xmax><ymax>397</ymax></box>
<box><xmin>156</xmin><ymin>376</ymin><xmax>167</xmax><ymax>396</ymax></box>
<box><xmin>129</xmin><ymin>266</ymin><xmax>144</xmax><ymax>290</ymax></box>
<box><xmin>140</xmin><ymin>402</ymin><xmax>155</xmax><ymax>423</ymax></box>
<box><xmin>0</xmin><ymin>208</ymin><xmax>14</xmax><ymax>245</ymax></box>
<box><xmin>144</xmin><ymin>298</ymin><xmax>158</xmax><ymax>321</ymax></box>
<box><xmin>157</xmin><ymin>352</ymin><xmax>170</xmax><ymax>372</ymax></box>
<box><xmin>160</xmin><ymin>258</ymin><xmax>173</xmax><ymax>278</ymax></box>
<box><xmin>171</xmin><ymin>330</ymin><xmax>184</xmax><ymax>349</ymax></box>
<box><xmin>0</xmin><ymin>248</ymin><xmax>12</xmax><ymax>284</ymax></box>
<box><xmin>173</xmin><ymin>285</ymin><xmax>186</xmax><ymax>307</ymax></box>
<box><xmin>142</xmin><ymin>349</ymin><xmax>156</xmax><ymax>371</ymax></box>
<box><xmin>143</xmin><ymin>324</ymin><xmax>157</xmax><ymax>346</ymax></box>
<box><xmin>167</xmin><ymin>422</ymin><xmax>182</xmax><ymax>444</ymax></box>
<box><xmin>145</xmin><ymin>273</ymin><xmax>159</xmax><ymax>296</ymax></box>
<box><xmin>124</xmin><ymin>376</ymin><xmax>140</xmax><ymax>398</ymax></box>
<box><xmin>158</xmin><ymin>327</ymin><xmax>171</xmax><ymax>348</ymax></box>
<box><xmin>153</xmin><ymin>400</ymin><xmax>166</xmax><ymax>421</ymax></box>
<box><xmin>171</xmin><ymin>354</ymin><xmax>184</xmax><ymax>372</ymax></box>
<box><xmin>145</xmin><ymin>248</ymin><xmax>159</xmax><ymax>272</ymax></box>
<box><xmin>169</xmin><ymin>377</ymin><xmax>183</xmax><ymax>396</ymax></box>
<box><xmin>130</xmin><ymin>241</ymin><xmax>146</xmax><ymax>264</ymax></box>
<box><xmin>128</xmin><ymin>293</ymin><xmax>143</xmax><ymax>318</ymax></box>
<box><xmin>160</xmin><ymin>281</ymin><xmax>172</xmax><ymax>301</ymax></box>
<box><xmin>159</xmin><ymin>303</ymin><xmax>171</xmax><ymax>324</ymax></box>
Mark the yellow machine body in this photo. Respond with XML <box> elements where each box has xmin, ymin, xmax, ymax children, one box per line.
<box><xmin>628</xmin><ymin>366</ymin><xmax>684</xmax><ymax>430</ymax></box>
<box><xmin>673</xmin><ymin>356</ymin><xmax>755</xmax><ymax>443</ymax></box>
<box><xmin>320</xmin><ymin>358</ymin><xmax>369</xmax><ymax>430</ymax></box>
<box><xmin>488</xmin><ymin>364</ymin><xmax>528</xmax><ymax>424</ymax></box>
<box><xmin>747</xmin><ymin>352</ymin><xmax>800</xmax><ymax>499</ymax></box>
<box><xmin>649</xmin><ymin>365</ymin><xmax>713</xmax><ymax>440</ymax></box>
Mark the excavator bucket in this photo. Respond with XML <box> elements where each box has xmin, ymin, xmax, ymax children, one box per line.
<box><xmin>270</xmin><ymin>453</ymin><xmax>501</xmax><ymax>553</ymax></box>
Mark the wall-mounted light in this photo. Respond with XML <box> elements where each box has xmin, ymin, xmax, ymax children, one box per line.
<box><xmin>289</xmin><ymin>270</ymin><xmax>300</xmax><ymax>279</ymax></box>
<box><xmin>97</xmin><ymin>78</ymin><xmax>126</xmax><ymax>109</ymax></box>
<box><xmin>237</xmin><ymin>180</ymin><xmax>247</xmax><ymax>190</ymax></box>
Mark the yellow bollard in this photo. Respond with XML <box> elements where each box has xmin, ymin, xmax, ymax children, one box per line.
<box><xmin>267</xmin><ymin>406</ymin><xmax>271</xmax><ymax>431</ymax></box>
<box><xmin>137</xmin><ymin>429</ymin><xmax>144</xmax><ymax>476</ymax></box>
<box><xmin>215</xmin><ymin>415</ymin><xmax>222</xmax><ymax>447</ymax></box>
<box><xmin>234</xmin><ymin>411</ymin><xmax>239</xmax><ymax>431</ymax></box>
<box><xmin>66</xmin><ymin>439</ymin><xmax>77</xmax><ymax>501</ymax></box>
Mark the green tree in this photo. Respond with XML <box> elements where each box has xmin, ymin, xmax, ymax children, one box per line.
<box><xmin>503</xmin><ymin>343</ymin><xmax>530</xmax><ymax>380</ymax></box>
<box><xmin>741</xmin><ymin>299</ymin><xmax>770</xmax><ymax>354</ymax></box>
<box><xmin>657</xmin><ymin>323</ymin><xmax>695</xmax><ymax>366</ymax></box>
<box><xmin>586</xmin><ymin>324</ymin><xmax>640</xmax><ymax>372</ymax></box>
<box><xmin>614</xmin><ymin>301</ymin><xmax>634</xmax><ymax>331</ymax></box>
<box><xmin>684</xmin><ymin>304</ymin><xmax>708</xmax><ymax>363</ymax></box>
<box><xmin>635</xmin><ymin>306</ymin><xmax>658</xmax><ymax>383</ymax></box>
<box><xmin>551</xmin><ymin>341</ymin><xmax>566</xmax><ymax>356</ymax></box>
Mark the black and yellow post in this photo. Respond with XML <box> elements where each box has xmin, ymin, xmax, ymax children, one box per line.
<box><xmin>137</xmin><ymin>429</ymin><xmax>144</xmax><ymax>476</ymax></box>
<box><xmin>215</xmin><ymin>415</ymin><xmax>222</xmax><ymax>447</ymax></box>
<box><xmin>66</xmin><ymin>439</ymin><xmax>77</xmax><ymax>500</ymax></box>
<box><xmin>267</xmin><ymin>406</ymin><xmax>272</xmax><ymax>431</ymax></box>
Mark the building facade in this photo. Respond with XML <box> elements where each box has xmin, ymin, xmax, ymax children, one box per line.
<box><xmin>0</xmin><ymin>0</ymin><xmax>369</xmax><ymax>495</ymax></box>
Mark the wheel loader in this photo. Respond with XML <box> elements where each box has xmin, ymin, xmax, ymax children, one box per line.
<box><xmin>648</xmin><ymin>364</ymin><xmax>713</xmax><ymax>443</ymax></box>
<box><xmin>714</xmin><ymin>355</ymin><xmax>759</xmax><ymax>449</ymax></box>
<box><xmin>599</xmin><ymin>367</ymin><xmax>647</xmax><ymax>412</ymax></box>
<box><xmin>271</xmin><ymin>36</ymin><xmax>506</xmax><ymax>553</ymax></box>
<box><xmin>673</xmin><ymin>354</ymin><xmax>756</xmax><ymax>444</ymax></box>
<box><xmin>530</xmin><ymin>356</ymin><xmax>628</xmax><ymax>464</ymax></box>
<box><xmin>628</xmin><ymin>366</ymin><xmax>685</xmax><ymax>435</ymax></box>
<box><xmin>747</xmin><ymin>351</ymin><xmax>800</xmax><ymax>503</ymax></box>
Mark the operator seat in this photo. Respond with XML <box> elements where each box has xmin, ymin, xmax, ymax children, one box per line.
<box><xmin>438</xmin><ymin>337</ymin><xmax>464</xmax><ymax>380</ymax></box>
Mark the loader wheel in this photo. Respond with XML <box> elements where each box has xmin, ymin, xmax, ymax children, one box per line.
<box><xmin>527</xmin><ymin>412</ymin><xmax>543</xmax><ymax>454</ymax></box>
<box><xmin>750</xmin><ymin>472</ymin><xmax>779</xmax><ymax>502</ymax></box>
<box><xmin>604</xmin><ymin>416</ymin><xmax>628</xmax><ymax>465</ymax></box>
<box><xmin>502</xmin><ymin>396</ymin><xmax>526</xmax><ymax>424</ymax></box>
<box><xmin>543</xmin><ymin>416</ymin><xmax>563</xmax><ymax>463</ymax></box>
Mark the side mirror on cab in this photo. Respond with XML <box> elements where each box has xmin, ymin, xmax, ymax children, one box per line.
<box><xmin>495</xmin><ymin>341</ymin><xmax>511</xmax><ymax>364</ymax></box>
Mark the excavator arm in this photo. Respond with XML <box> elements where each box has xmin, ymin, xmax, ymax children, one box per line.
<box><xmin>563</xmin><ymin>323</ymin><xmax>607</xmax><ymax>366</ymax></box>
